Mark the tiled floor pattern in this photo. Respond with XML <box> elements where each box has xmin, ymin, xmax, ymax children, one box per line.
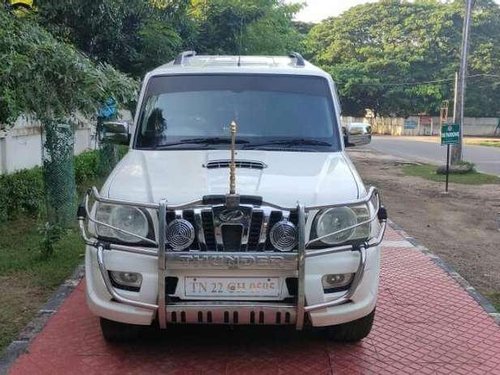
<box><xmin>8</xmin><ymin>226</ymin><xmax>500</xmax><ymax>374</ymax></box>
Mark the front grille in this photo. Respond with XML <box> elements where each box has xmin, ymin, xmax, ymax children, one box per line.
<box><xmin>221</xmin><ymin>225</ymin><xmax>243</xmax><ymax>251</ymax></box>
<box><xmin>247</xmin><ymin>210</ymin><xmax>263</xmax><ymax>251</ymax></box>
<box><xmin>166</xmin><ymin>207</ymin><xmax>298</xmax><ymax>252</ymax></box>
<box><xmin>182</xmin><ymin>210</ymin><xmax>199</xmax><ymax>250</ymax></box>
<box><xmin>201</xmin><ymin>211</ymin><xmax>216</xmax><ymax>250</ymax></box>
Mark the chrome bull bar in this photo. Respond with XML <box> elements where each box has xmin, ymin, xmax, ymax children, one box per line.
<box><xmin>77</xmin><ymin>186</ymin><xmax>387</xmax><ymax>330</ymax></box>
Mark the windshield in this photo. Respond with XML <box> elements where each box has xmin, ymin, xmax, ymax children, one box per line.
<box><xmin>134</xmin><ymin>74</ymin><xmax>341</xmax><ymax>151</ymax></box>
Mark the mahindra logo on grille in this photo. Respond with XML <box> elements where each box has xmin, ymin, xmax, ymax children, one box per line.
<box><xmin>218</xmin><ymin>209</ymin><xmax>245</xmax><ymax>222</ymax></box>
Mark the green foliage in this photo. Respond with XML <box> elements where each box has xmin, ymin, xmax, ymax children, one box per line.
<box><xmin>402</xmin><ymin>163</ymin><xmax>500</xmax><ymax>184</ymax></box>
<box><xmin>134</xmin><ymin>19</ymin><xmax>183</xmax><ymax>74</ymax></box>
<box><xmin>0</xmin><ymin>150</ymin><xmax>105</xmax><ymax>223</ymax></box>
<box><xmin>190</xmin><ymin>0</ymin><xmax>303</xmax><ymax>55</ymax></box>
<box><xmin>240</xmin><ymin>1</ymin><xmax>304</xmax><ymax>55</ymax></box>
<box><xmin>305</xmin><ymin>0</ymin><xmax>500</xmax><ymax>117</ymax></box>
<box><xmin>0</xmin><ymin>216</ymin><xmax>85</xmax><ymax>352</ymax></box>
<box><xmin>37</xmin><ymin>221</ymin><xmax>63</xmax><ymax>259</ymax></box>
<box><xmin>36</xmin><ymin>0</ymin><xmax>190</xmax><ymax>77</ymax></box>
<box><xmin>98</xmin><ymin>143</ymin><xmax>120</xmax><ymax>177</ymax></box>
<box><xmin>0</xmin><ymin>6</ymin><xmax>137</xmax><ymax>227</ymax></box>
<box><xmin>485</xmin><ymin>291</ymin><xmax>500</xmax><ymax>312</ymax></box>
<box><xmin>0</xmin><ymin>6</ymin><xmax>138</xmax><ymax>124</ymax></box>
<box><xmin>35</xmin><ymin>0</ymin><xmax>303</xmax><ymax>77</ymax></box>
<box><xmin>0</xmin><ymin>167</ymin><xmax>44</xmax><ymax>222</ymax></box>
<box><xmin>293</xmin><ymin>21</ymin><xmax>315</xmax><ymax>36</ymax></box>
<box><xmin>473</xmin><ymin>140</ymin><xmax>500</xmax><ymax>147</ymax></box>
<box><xmin>74</xmin><ymin>150</ymin><xmax>100</xmax><ymax>185</ymax></box>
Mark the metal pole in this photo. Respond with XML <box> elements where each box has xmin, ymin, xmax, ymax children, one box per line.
<box><xmin>229</xmin><ymin>121</ymin><xmax>237</xmax><ymax>195</ymax></box>
<box><xmin>451</xmin><ymin>0</ymin><xmax>473</xmax><ymax>164</ymax></box>
<box><xmin>445</xmin><ymin>145</ymin><xmax>450</xmax><ymax>193</ymax></box>
<box><xmin>158</xmin><ymin>199</ymin><xmax>167</xmax><ymax>329</ymax></box>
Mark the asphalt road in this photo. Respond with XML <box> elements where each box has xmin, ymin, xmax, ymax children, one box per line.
<box><xmin>369</xmin><ymin>136</ymin><xmax>500</xmax><ymax>176</ymax></box>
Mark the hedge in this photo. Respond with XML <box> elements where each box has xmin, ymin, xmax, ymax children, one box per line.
<box><xmin>0</xmin><ymin>150</ymin><xmax>103</xmax><ymax>222</ymax></box>
<box><xmin>74</xmin><ymin>149</ymin><xmax>100</xmax><ymax>185</ymax></box>
<box><xmin>0</xmin><ymin>167</ymin><xmax>44</xmax><ymax>222</ymax></box>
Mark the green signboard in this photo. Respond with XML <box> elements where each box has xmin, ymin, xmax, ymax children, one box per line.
<box><xmin>441</xmin><ymin>123</ymin><xmax>460</xmax><ymax>145</ymax></box>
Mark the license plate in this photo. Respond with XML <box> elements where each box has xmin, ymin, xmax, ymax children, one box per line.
<box><xmin>184</xmin><ymin>277</ymin><xmax>281</xmax><ymax>298</ymax></box>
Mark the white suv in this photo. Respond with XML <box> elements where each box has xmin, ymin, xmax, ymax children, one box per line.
<box><xmin>78</xmin><ymin>51</ymin><xmax>387</xmax><ymax>342</ymax></box>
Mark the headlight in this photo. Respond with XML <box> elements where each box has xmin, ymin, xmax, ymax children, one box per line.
<box><xmin>313</xmin><ymin>205</ymin><xmax>370</xmax><ymax>246</ymax></box>
<box><xmin>96</xmin><ymin>204</ymin><xmax>150</xmax><ymax>243</ymax></box>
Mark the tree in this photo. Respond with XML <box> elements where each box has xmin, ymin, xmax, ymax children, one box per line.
<box><xmin>36</xmin><ymin>0</ymin><xmax>190</xmax><ymax>77</ymax></box>
<box><xmin>461</xmin><ymin>0</ymin><xmax>500</xmax><ymax>117</ymax></box>
<box><xmin>0</xmin><ymin>7</ymin><xmax>137</xmax><ymax>226</ymax></box>
<box><xmin>36</xmin><ymin>0</ymin><xmax>304</xmax><ymax>77</ymax></box>
<box><xmin>305</xmin><ymin>0</ymin><xmax>500</xmax><ymax>117</ymax></box>
<box><xmin>188</xmin><ymin>0</ymin><xmax>302</xmax><ymax>55</ymax></box>
<box><xmin>240</xmin><ymin>1</ymin><xmax>304</xmax><ymax>55</ymax></box>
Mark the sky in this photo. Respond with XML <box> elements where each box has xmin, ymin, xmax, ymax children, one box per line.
<box><xmin>288</xmin><ymin>0</ymin><xmax>500</xmax><ymax>23</ymax></box>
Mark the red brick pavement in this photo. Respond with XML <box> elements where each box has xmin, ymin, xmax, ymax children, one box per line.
<box><xmin>7</xmin><ymin>226</ymin><xmax>500</xmax><ymax>374</ymax></box>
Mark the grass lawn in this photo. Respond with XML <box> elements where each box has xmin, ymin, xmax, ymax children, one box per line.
<box><xmin>402</xmin><ymin>164</ymin><xmax>500</xmax><ymax>185</ymax></box>
<box><xmin>0</xmin><ymin>174</ymin><xmax>103</xmax><ymax>354</ymax></box>
<box><xmin>465</xmin><ymin>140</ymin><xmax>500</xmax><ymax>148</ymax></box>
<box><xmin>0</xmin><ymin>217</ymin><xmax>84</xmax><ymax>353</ymax></box>
<box><xmin>485</xmin><ymin>292</ymin><xmax>500</xmax><ymax>312</ymax></box>
<box><xmin>477</xmin><ymin>141</ymin><xmax>500</xmax><ymax>148</ymax></box>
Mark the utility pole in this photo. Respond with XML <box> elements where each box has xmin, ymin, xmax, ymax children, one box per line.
<box><xmin>451</xmin><ymin>0</ymin><xmax>473</xmax><ymax>164</ymax></box>
<box><xmin>453</xmin><ymin>72</ymin><xmax>458</xmax><ymax>123</ymax></box>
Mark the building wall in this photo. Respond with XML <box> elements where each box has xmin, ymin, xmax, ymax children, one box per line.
<box><xmin>0</xmin><ymin>110</ymin><xmax>134</xmax><ymax>174</ymax></box>
<box><xmin>0</xmin><ymin>120</ymin><xmax>98</xmax><ymax>174</ymax></box>
<box><xmin>341</xmin><ymin>116</ymin><xmax>499</xmax><ymax>137</ymax></box>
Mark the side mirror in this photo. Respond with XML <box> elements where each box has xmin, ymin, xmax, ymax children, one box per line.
<box><xmin>100</xmin><ymin>121</ymin><xmax>130</xmax><ymax>145</ymax></box>
<box><xmin>344</xmin><ymin>124</ymin><xmax>372</xmax><ymax>147</ymax></box>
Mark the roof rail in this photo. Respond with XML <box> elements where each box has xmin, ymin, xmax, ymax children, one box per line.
<box><xmin>173</xmin><ymin>50</ymin><xmax>197</xmax><ymax>65</ymax></box>
<box><xmin>289</xmin><ymin>52</ymin><xmax>305</xmax><ymax>67</ymax></box>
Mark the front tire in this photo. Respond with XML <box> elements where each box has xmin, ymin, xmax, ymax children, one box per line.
<box><xmin>100</xmin><ymin>318</ymin><xmax>142</xmax><ymax>342</ymax></box>
<box><xmin>326</xmin><ymin>309</ymin><xmax>375</xmax><ymax>342</ymax></box>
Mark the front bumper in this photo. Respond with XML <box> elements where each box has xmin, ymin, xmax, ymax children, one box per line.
<box><xmin>79</xmin><ymin>187</ymin><xmax>387</xmax><ymax>329</ymax></box>
<box><xmin>85</xmin><ymin>243</ymin><xmax>380</xmax><ymax>327</ymax></box>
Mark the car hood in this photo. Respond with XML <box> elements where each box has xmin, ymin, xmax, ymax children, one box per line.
<box><xmin>102</xmin><ymin>149</ymin><xmax>364</xmax><ymax>207</ymax></box>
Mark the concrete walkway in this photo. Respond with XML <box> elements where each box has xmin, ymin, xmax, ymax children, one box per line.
<box><xmin>6</xmin><ymin>225</ymin><xmax>500</xmax><ymax>374</ymax></box>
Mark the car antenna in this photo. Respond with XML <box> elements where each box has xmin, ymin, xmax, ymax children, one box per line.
<box><xmin>229</xmin><ymin>121</ymin><xmax>237</xmax><ymax>195</ymax></box>
<box><xmin>225</xmin><ymin>120</ymin><xmax>240</xmax><ymax>209</ymax></box>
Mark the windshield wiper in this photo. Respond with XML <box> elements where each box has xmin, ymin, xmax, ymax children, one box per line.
<box><xmin>244</xmin><ymin>138</ymin><xmax>332</xmax><ymax>149</ymax></box>
<box><xmin>180</xmin><ymin>137</ymin><xmax>250</xmax><ymax>144</ymax></box>
<box><xmin>153</xmin><ymin>137</ymin><xmax>250</xmax><ymax>148</ymax></box>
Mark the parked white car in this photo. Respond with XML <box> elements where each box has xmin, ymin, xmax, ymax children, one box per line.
<box><xmin>342</xmin><ymin>122</ymin><xmax>372</xmax><ymax>147</ymax></box>
<box><xmin>78</xmin><ymin>52</ymin><xmax>387</xmax><ymax>343</ymax></box>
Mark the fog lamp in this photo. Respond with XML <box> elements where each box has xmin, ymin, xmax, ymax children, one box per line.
<box><xmin>166</xmin><ymin>219</ymin><xmax>195</xmax><ymax>251</ymax></box>
<box><xmin>270</xmin><ymin>220</ymin><xmax>297</xmax><ymax>252</ymax></box>
<box><xmin>322</xmin><ymin>273</ymin><xmax>354</xmax><ymax>292</ymax></box>
<box><xmin>110</xmin><ymin>271</ymin><xmax>143</xmax><ymax>290</ymax></box>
